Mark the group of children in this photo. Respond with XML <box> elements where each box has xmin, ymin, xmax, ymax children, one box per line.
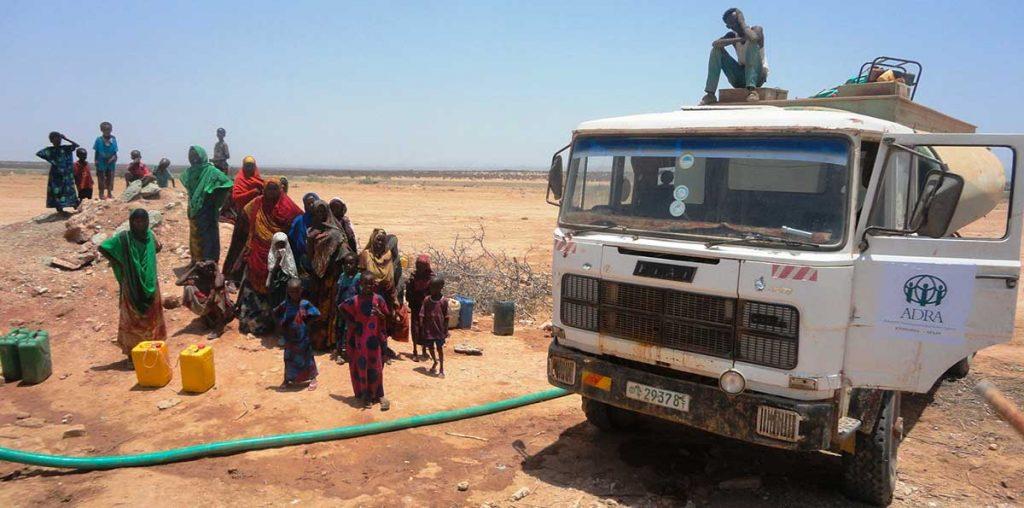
<box><xmin>275</xmin><ymin>253</ymin><xmax>451</xmax><ymax>410</ymax></box>
<box><xmin>50</xmin><ymin>122</ymin><xmax>215</xmax><ymax>204</ymax></box>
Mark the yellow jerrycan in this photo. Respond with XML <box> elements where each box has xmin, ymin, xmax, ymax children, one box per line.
<box><xmin>131</xmin><ymin>341</ymin><xmax>172</xmax><ymax>388</ymax></box>
<box><xmin>179</xmin><ymin>343</ymin><xmax>215</xmax><ymax>394</ymax></box>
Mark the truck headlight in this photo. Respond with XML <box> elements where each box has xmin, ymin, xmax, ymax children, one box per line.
<box><xmin>719</xmin><ymin>369</ymin><xmax>746</xmax><ymax>395</ymax></box>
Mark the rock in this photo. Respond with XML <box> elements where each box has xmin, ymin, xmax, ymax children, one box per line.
<box><xmin>92</xmin><ymin>323</ymin><xmax>105</xmax><ymax>332</ymax></box>
<box><xmin>141</xmin><ymin>183</ymin><xmax>161</xmax><ymax>199</ymax></box>
<box><xmin>15</xmin><ymin>412</ymin><xmax>31</xmax><ymax>419</ymax></box>
<box><xmin>163</xmin><ymin>295</ymin><xmax>182</xmax><ymax>310</ymax></box>
<box><xmin>120</xmin><ymin>180</ymin><xmax>143</xmax><ymax>202</ymax></box>
<box><xmin>62</xmin><ymin>425</ymin><xmax>86</xmax><ymax>438</ymax></box>
<box><xmin>457</xmin><ymin>481</ymin><xmax>470</xmax><ymax>492</ymax></box>
<box><xmin>164</xmin><ymin>201</ymin><xmax>181</xmax><ymax>210</ymax></box>
<box><xmin>64</xmin><ymin>224</ymin><xmax>91</xmax><ymax>244</ymax></box>
<box><xmin>61</xmin><ymin>414</ymin><xmax>73</xmax><ymax>423</ymax></box>
<box><xmin>719</xmin><ymin>476</ymin><xmax>762</xmax><ymax>491</ymax></box>
<box><xmin>9</xmin><ymin>319</ymin><xmax>25</xmax><ymax>327</ymax></box>
<box><xmin>148</xmin><ymin>210</ymin><xmax>164</xmax><ymax>227</ymax></box>
<box><xmin>510</xmin><ymin>487</ymin><xmax>531</xmax><ymax>501</ymax></box>
<box><xmin>91</xmin><ymin>233</ymin><xmax>107</xmax><ymax>245</ymax></box>
<box><xmin>51</xmin><ymin>255</ymin><xmax>92</xmax><ymax>271</ymax></box>
<box><xmin>454</xmin><ymin>344</ymin><xmax>483</xmax><ymax>356</ymax></box>
<box><xmin>33</xmin><ymin>287</ymin><xmax>49</xmax><ymax>296</ymax></box>
<box><xmin>989</xmin><ymin>442</ymin><xmax>999</xmax><ymax>451</ymax></box>
<box><xmin>157</xmin><ymin>398</ymin><xmax>182</xmax><ymax>410</ymax></box>
<box><xmin>15</xmin><ymin>417</ymin><xmax>46</xmax><ymax>429</ymax></box>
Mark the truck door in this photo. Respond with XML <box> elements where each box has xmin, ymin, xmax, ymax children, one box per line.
<box><xmin>845</xmin><ymin>134</ymin><xmax>1024</xmax><ymax>393</ymax></box>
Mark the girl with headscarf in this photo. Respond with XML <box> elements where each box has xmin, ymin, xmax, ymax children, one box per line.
<box><xmin>236</xmin><ymin>179</ymin><xmax>303</xmax><ymax>334</ymax></box>
<box><xmin>222</xmin><ymin>156</ymin><xmax>265</xmax><ymax>284</ymax></box>
<box><xmin>404</xmin><ymin>254</ymin><xmax>434</xmax><ymax>361</ymax></box>
<box><xmin>329</xmin><ymin>198</ymin><xmax>358</xmax><ymax>253</ymax></box>
<box><xmin>99</xmin><ymin>209</ymin><xmax>167</xmax><ymax>365</ymax></box>
<box><xmin>288</xmin><ymin>192</ymin><xmax>320</xmax><ymax>275</ymax></box>
<box><xmin>267</xmin><ymin>231</ymin><xmax>299</xmax><ymax>333</ymax></box>
<box><xmin>182</xmin><ymin>145</ymin><xmax>232</xmax><ymax>264</ymax></box>
<box><xmin>306</xmin><ymin>199</ymin><xmax>351</xmax><ymax>350</ymax></box>
<box><xmin>333</xmin><ymin>252</ymin><xmax>361</xmax><ymax>363</ymax></box>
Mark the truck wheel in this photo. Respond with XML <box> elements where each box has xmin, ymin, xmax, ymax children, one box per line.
<box><xmin>944</xmin><ymin>353</ymin><xmax>974</xmax><ymax>380</ymax></box>
<box><xmin>582</xmin><ymin>397</ymin><xmax>636</xmax><ymax>432</ymax></box>
<box><xmin>841</xmin><ymin>390</ymin><xmax>902</xmax><ymax>506</ymax></box>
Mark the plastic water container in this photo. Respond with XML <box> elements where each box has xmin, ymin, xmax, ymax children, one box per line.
<box><xmin>179</xmin><ymin>343</ymin><xmax>215</xmax><ymax>393</ymax></box>
<box><xmin>0</xmin><ymin>329</ymin><xmax>26</xmax><ymax>382</ymax></box>
<box><xmin>492</xmin><ymin>301</ymin><xmax>515</xmax><ymax>336</ymax></box>
<box><xmin>455</xmin><ymin>296</ymin><xmax>475</xmax><ymax>329</ymax></box>
<box><xmin>447</xmin><ymin>298</ymin><xmax>461</xmax><ymax>329</ymax></box>
<box><xmin>18</xmin><ymin>331</ymin><xmax>52</xmax><ymax>384</ymax></box>
<box><xmin>131</xmin><ymin>341</ymin><xmax>172</xmax><ymax>388</ymax></box>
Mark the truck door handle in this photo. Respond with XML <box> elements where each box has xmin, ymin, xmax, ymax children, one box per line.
<box><xmin>976</xmin><ymin>274</ymin><xmax>1018</xmax><ymax>288</ymax></box>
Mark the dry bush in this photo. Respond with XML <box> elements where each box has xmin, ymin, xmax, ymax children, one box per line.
<box><xmin>425</xmin><ymin>225</ymin><xmax>551</xmax><ymax>321</ymax></box>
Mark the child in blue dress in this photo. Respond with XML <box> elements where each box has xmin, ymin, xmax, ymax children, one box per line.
<box><xmin>274</xmin><ymin>278</ymin><xmax>321</xmax><ymax>390</ymax></box>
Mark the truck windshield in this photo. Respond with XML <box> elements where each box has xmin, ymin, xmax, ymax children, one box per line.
<box><xmin>560</xmin><ymin>136</ymin><xmax>851</xmax><ymax>248</ymax></box>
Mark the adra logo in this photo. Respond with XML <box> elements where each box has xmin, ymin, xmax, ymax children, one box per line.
<box><xmin>900</xmin><ymin>274</ymin><xmax>947</xmax><ymax>323</ymax></box>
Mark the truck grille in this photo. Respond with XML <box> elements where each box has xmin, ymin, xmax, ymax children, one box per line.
<box><xmin>561</xmin><ymin>274</ymin><xmax>799</xmax><ymax>369</ymax></box>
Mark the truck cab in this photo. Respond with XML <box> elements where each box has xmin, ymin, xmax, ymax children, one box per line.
<box><xmin>544</xmin><ymin>101</ymin><xmax>1022</xmax><ymax>505</ymax></box>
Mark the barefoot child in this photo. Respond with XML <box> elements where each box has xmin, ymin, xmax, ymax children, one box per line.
<box><xmin>125</xmin><ymin>150</ymin><xmax>155</xmax><ymax>186</ymax></box>
<box><xmin>36</xmin><ymin>131</ymin><xmax>81</xmax><ymax>216</ymax></box>
<box><xmin>274</xmin><ymin>278</ymin><xmax>320</xmax><ymax>390</ymax></box>
<box><xmin>73</xmin><ymin>147</ymin><xmax>94</xmax><ymax>200</ymax></box>
<box><xmin>404</xmin><ymin>254</ymin><xmax>434</xmax><ymax>361</ymax></box>
<box><xmin>419</xmin><ymin>275</ymin><xmax>449</xmax><ymax>377</ymax></box>
<box><xmin>339</xmin><ymin>272</ymin><xmax>392</xmax><ymax>410</ymax></box>
<box><xmin>153</xmin><ymin>158</ymin><xmax>176</xmax><ymax>188</ymax></box>
<box><xmin>93</xmin><ymin>122</ymin><xmax>117</xmax><ymax>199</ymax></box>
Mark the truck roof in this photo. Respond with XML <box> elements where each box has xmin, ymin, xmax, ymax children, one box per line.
<box><xmin>574</xmin><ymin>105</ymin><xmax>914</xmax><ymax>138</ymax></box>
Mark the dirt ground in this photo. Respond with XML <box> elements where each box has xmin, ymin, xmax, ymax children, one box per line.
<box><xmin>0</xmin><ymin>172</ymin><xmax>1022</xmax><ymax>507</ymax></box>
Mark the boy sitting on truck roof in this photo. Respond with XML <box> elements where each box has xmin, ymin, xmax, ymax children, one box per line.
<box><xmin>699</xmin><ymin>8</ymin><xmax>768</xmax><ymax>105</ymax></box>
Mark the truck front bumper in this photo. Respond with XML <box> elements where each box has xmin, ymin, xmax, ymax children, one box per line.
<box><xmin>548</xmin><ymin>342</ymin><xmax>835</xmax><ymax>451</ymax></box>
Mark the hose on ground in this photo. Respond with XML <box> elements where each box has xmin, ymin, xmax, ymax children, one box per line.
<box><xmin>0</xmin><ymin>387</ymin><xmax>570</xmax><ymax>471</ymax></box>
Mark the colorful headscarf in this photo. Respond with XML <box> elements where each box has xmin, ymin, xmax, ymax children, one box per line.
<box><xmin>244</xmin><ymin>179</ymin><xmax>303</xmax><ymax>293</ymax></box>
<box><xmin>99</xmin><ymin>222</ymin><xmax>159</xmax><ymax>313</ymax></box>
<box><xmin>231</xmin><ymin>155</ymin><xmax>265</xmax><ymax>210</ymax></box>
<box><xmin>410</xmin><ymin>254</ymin><xmax>434</xmax><ymax>294</ymax></box>
<box><xmin>182</xmin><ymin>145</ymin><xmax>232</xmax><ymax>218</ymax></box>
<box><xmin>359</xmin><ymin>228</ymin><xmax>395</xmax><ymax>286</ymax></box>
<box><xmin>288</xmin><ymin>192</ymin><xmax>320</xmax><ymax>265</ymax></box>
<box><xmin>266</xmin><ymin>231</ymin><xmax>299</xmax><ymax>286</ymax></box>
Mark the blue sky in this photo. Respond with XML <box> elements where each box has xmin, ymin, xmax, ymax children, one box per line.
<box><xmin>1</xmin><ymin>0</ymin><xmax>1021</xmax><ymax>169</ymax></box>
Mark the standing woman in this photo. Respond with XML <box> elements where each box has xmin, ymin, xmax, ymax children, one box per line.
<box><xmin>306</xmin><ymin>199</ymin><xmax>350</xmax><ymax>350</ymax></box>
<box><xmin>222</xmin><ymin>155</ymin><xmax>265</xmax><ymax>284</ymax></box>
<box><xmin>359</xmin><ymin>228</ymin><xmax>398</xmax><ymax>304</ymax></box>
<box><xmin>236</xmin><ymin>179</ymin><xmax>303</xmax><ymax>334</ymax></box>
<box><xmin>288</xmin><ymin>192</ymin><xmax>320</xmax><ymax>276</ymax></box>
<box><xmin>35</xmin><ymin>131</ymin><xmax>81</xmax><ymax>216</ymax></box>
<box><xmin>329</xmin><ymin>198</ymin><xmax>358</xmax><ymax>253</ymax></box>
<box><xmin>182</xmin><ymin>145</ymin><xmax>232</xmax><ymax>265</ymax></box>
<box><xmin>99</xmin><ymin>209</ymin><xmax>166</xmax><ymax>366</ymax></box>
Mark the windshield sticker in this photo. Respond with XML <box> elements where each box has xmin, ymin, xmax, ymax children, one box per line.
<box><xmin>876</xmin><ymin>263</ymin><xmax>976</xmax><ymax>345</ymax></box>
<box><xmin>673</xmin><ymin>185</ymin><xmax>690</xmax><ymax>201</ymax></box>
<box><xmin>669</xmin><ymin>200</ymin><xmax>686</xmax><ymax>217</ymax></box>
<box><xmin>677</xmin><ymin>153</ymin><xmax>695</xmax><ymax>170</ymax></box>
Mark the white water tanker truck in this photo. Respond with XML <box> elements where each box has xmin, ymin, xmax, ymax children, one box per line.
<box><xmin>543</xmin><ymin>88</ymin><xmax>1021</xmax><ymax>504</ymax></box>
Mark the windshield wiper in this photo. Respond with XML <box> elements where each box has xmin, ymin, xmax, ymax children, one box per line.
<box><xmin>566</xmin><ymin>220</ymin><xmax>629</xmax><ymax>236</ymax></box>
<box><xmin>705</xmin><ymin>232</ymin><xmax>822</xmax><ymax>250</ymax></box>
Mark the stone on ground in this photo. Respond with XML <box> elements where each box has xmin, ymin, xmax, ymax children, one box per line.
<box><xmin>120</xmin><ymin>180</ymin><xmax>143</xmax><ymax>202</ymax></box>
<box><xmin>141</xmin><ymin>183</ymin><xmax>161</xmax><ymax>199</ymax></box>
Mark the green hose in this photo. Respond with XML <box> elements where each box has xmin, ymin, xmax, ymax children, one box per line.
<box><xmin>0</xmin><ymin>388</ymin><xmax>570</xmax><ymax>471</ymax></box>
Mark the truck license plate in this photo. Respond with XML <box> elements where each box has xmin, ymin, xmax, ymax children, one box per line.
<box><xmin>625</xmin><ymin>381</ymin><xmax>690</xmax><ymax>412</ymax></box>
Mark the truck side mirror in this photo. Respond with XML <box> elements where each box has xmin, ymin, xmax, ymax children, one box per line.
<box><xmin>547</xmin><ymin>154</ymin><xmax>564</xmax><ymax>205</ymax></box>
<box><xmin>909</xmin><ymin>168</ymin><xmax>964</xmax><ymax>238</ymax></box>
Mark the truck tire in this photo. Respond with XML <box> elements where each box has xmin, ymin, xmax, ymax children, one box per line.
<box><xmin>582</xmin><ymin>397</ymin><xmax>636</xmax><ymax>432</ymax></box>
<box><xmin>944</xmin><ymin>353</ymin><xmax>974</xmax><ymax>380</ymax></box>
<box><xmin>841</xmin><ymin>390</ymin><xmax>902</xmax><ymax>506</ymax></box>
